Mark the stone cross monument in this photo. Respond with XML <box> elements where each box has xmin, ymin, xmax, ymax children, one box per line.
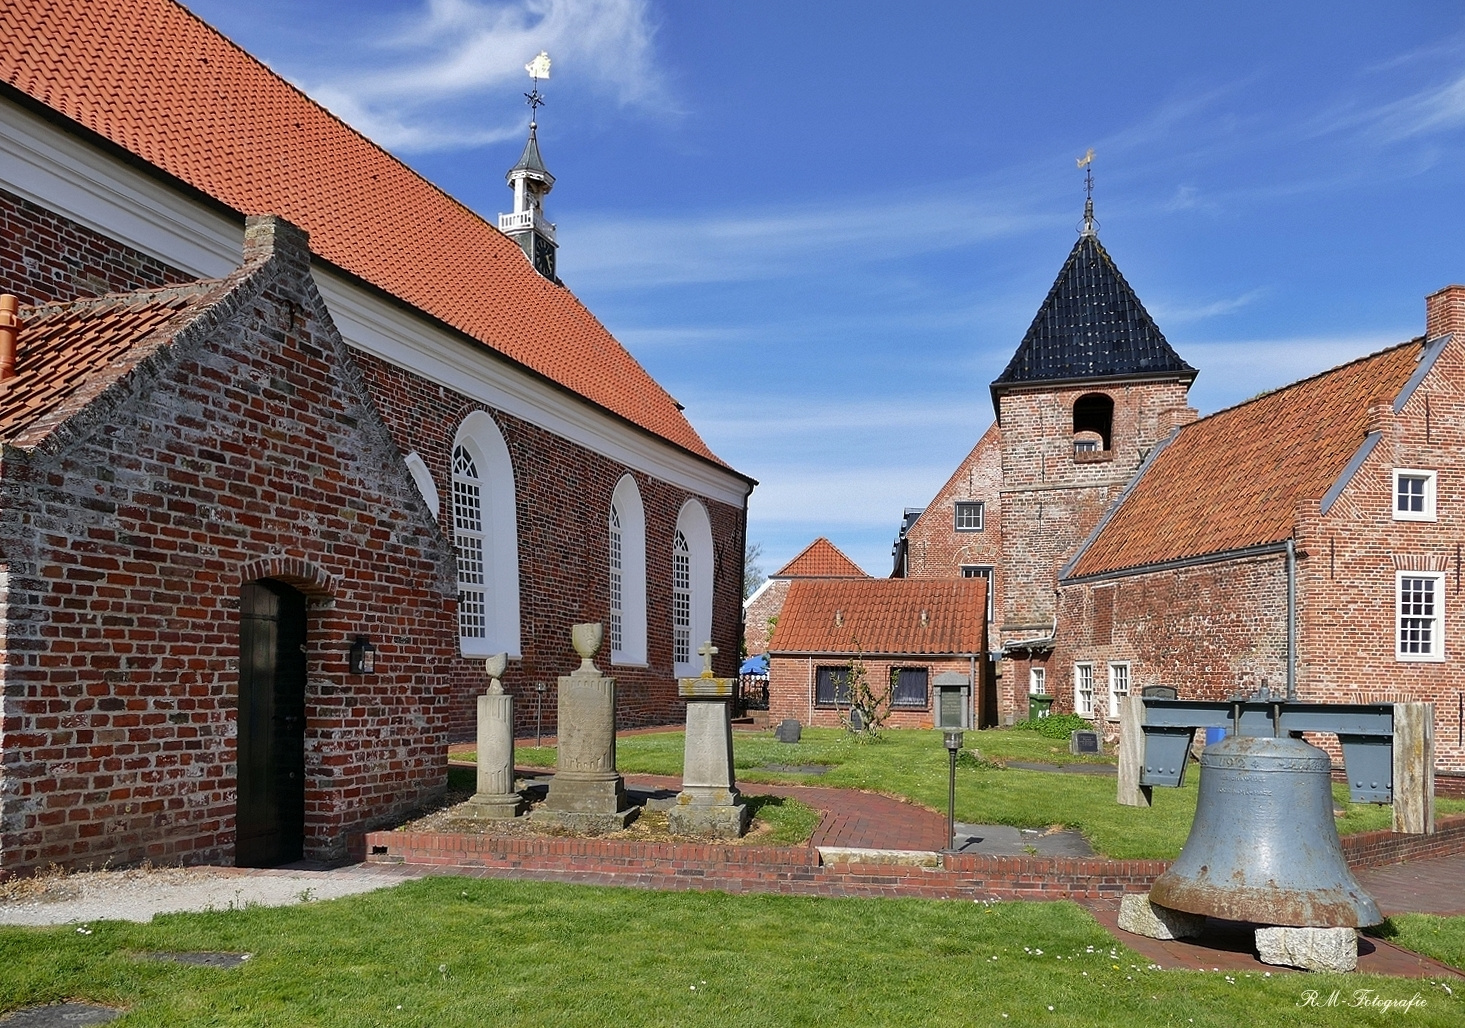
<box><xmin>533</xmin><ymin>623</ymin><xmax>638</xmax><ymax>830</ymax></box>
<box><xmin>463</xmin><ymin>652</ymin><xmax>526</xmax><ymax>819</ymax></box>
<box><xmin>668</xmin><ymin>641</ymin><xmax>749</xmax><ymax>839</ymax></box>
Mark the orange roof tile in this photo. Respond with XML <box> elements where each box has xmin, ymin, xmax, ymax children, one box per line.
<box><xmin>774</xmin><ymin>537</ymin><xmax>869</xmax><ymax>578</ymax></box>
<box><xmin>0</xmin><ymin>283</ymin><xmax>223</xmax><ymax>446</ymax></box>
<box><xmin>768</xmin><ymin>578</ymin><xmax>986</xmax><ymax>655</ymax></box>
<box><xmin>1067</xmin><ymin>341</ymin><xmax>1425</xmax><ymax>579</ymax></box>
<box><xmin>0</xmin><ymin>0</ymin><xmax>733</xmax><ymax>471</ymax></box>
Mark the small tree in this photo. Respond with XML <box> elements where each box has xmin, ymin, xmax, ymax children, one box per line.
<box><xmin>838</xmin><ymin>645</ymin><xmax>893</xmax><ymax>742</ymax></box>
<box><xmin>743</xmin><ymin>541</ymin><xmax>765</xmax><ymax>600</ymax></box>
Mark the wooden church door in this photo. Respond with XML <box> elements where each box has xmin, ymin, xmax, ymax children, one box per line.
<box><xmin>237</xmin><ymin>580</ymin><xmax>308</xmax><ymax>867</ymax></box>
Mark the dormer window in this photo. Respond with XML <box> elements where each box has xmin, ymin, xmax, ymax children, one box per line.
<box><xmin>1393</xmin><ymin>469</ymin><xmax>1437</xmax><ymax>522</ymax></box>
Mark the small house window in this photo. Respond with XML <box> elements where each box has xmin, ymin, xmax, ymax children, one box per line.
<box><xmin>954</xmin><ymin>501</ymin><xmax>984</xmax><ymax>531</ymax></box>
<box><xmin>1107</xmin><ymin>662</ymin><xmax>1130</xmax><ymax>717</ymax></box>
<box><xmin>1397</xmin><ymin>571</ymin><xmax>1445</xmax><ymax>662</ymax></box>
<box><xmin>961</xmin><ymin>565</ymin><xmax>995</xmax><ymax>622</ymax></box>
<box><xmin>815</xmin><ymin>666</ymin><xmax>850</xmax><ymax>706</ymax></box>
<box><xmin>890</xmin><ymin>667</ymin><xmax>929</xmax><ymax>708</ymax></box>
<box><xmin>1029</xmin><ymin>667</ymin><xmax>1046</xmax><ymax>696</ymax></box>
<box><xmin>1393</xmin><ymin>469</ymin><xmax>1437</xmax><ymax>522</ymax></box>
<box><xmin>1074</xmin><ymin>662</ymin><xmax>1095</xmax><ymax>716</ymax></box>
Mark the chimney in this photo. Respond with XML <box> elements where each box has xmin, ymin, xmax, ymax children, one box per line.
<box><xmin>1425</xmin><ymin>285</ymin><xmax>1465</xmax><ymax>341</ymax></box>
<box><xmin>0</xmin><ymin>294</ymin><xmax>18</xmax><ymax>382</ymax></box>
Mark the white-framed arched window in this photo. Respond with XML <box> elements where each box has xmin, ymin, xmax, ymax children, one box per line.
<box><xmin>451</xmin><ymin>410</ymin><xmax>521</xmax><ymax>658</ymax></box>
<box><xmin>610</xmin><ymin>474</ymin><xmax>647</xmax><ymax>665</ymax></box>
<box><xmin>672</xmin><ymin>498</ymin><xmax>714</xmax><ymax>678</ymax></box>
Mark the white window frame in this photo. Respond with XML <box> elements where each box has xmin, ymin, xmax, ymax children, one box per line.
<box><xmin>1107</xmin><ymin>662</ymin><xmax>1130</xmax><ymax>718</ymax></box>
<box><xmin>609</xmin><ymin>475</ymin><xmax>648</xmax><ymax>665</ymax></box>
<box><xmin>451</xmin><ymin>411</ymin><xmax>522</xmax><ymax>658</ymax></box>
<box><xmin>672</xmin><ymin>499</ymin><xmax>714</xmax><ymax>678</ymax></box>
<box><xmin>1393</xmin><ymin>469</ymin><xmax>1437</xmax><ymax>522</ymax></box>
<box><xmin>1396</xmin><ymin>570</ymin><xmax>1446</xmax><ymax>662</ymax></box>
<box><xmin>960</xmin><ymin>564</ymin><xmax>995</xmax><ymax>622</ymax></box>
<box><xmin>954</xmin><ymin>501</ymin><xmax>984</xmax><ymax>532</ymax></box>
<box><xmin>1074</xmin><ymin>662</ymin><xmax>1094</xmax><ymax>717</ymax></box>
<box><xmin>1029</xmin><ymin>666</ymin><xmax>1046</xmax><ymax>697</ymax></box>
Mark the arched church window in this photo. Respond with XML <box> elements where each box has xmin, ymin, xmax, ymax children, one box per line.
<box><xmin>451</xmin><ymin>411</ymin><xmax>522</xmax><ymax>658</ymax></box>
<box><xmin>672</xmin><ymin>499</ymin><xmax>714</xmax><ymax>678</ymax></box>
<box><xmin>610</xmin><ymin>475</ymin><xmax>647</xmax><ymax>665</ymax></box>
<box><xmin>1073</xmin><ymin>393</ymin><xmax>1114</xmax><ymax>452</ymax></box>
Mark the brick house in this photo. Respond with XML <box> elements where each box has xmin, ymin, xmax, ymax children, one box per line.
<box><xmin>767</xmin><ymin>578</ymin><xmax>987</xmax><ymax>730</ymax></box>
<box><xmin>897</xmin><ymin>204</ymin><xmax>1465</xmax><ymax>773</ymax></box>
<box><xmin>0</xmin><ymin>0</ymin><xmax>751</xmax><ymax>873</ymax></box>
<box><xmin>743</xmin><ymin>537</ymin><xmax>867</xmax><ymax>655</ymax></box>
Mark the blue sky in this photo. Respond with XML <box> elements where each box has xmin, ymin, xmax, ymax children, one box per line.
<box><xmin>187</xmin><ymin>0</ymin><xmax>1465</xmax><ymax>578</ymax></box>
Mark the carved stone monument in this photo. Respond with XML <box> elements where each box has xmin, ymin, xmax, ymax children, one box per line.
<box><xmin>668</xmin><ymin>642</ymin><xmax>750</xmax><ymax>839</ymax></box>
<box><xmin>533</xmin><ymin>623</ymin><xmax>638</xmax><ymax>831</ymax></box>
<box><xmin>462</xmin><ymin>653</ymin><xmax>525</xmax><ymax>819</ymax></box>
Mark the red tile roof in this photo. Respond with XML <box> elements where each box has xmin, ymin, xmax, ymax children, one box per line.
<box><xmin>774</xmin><ymin>537</ymin><xmax>869</xmax><ymax>578</ymax></box>
<box><xmin>0</xmin><ymin>0</ymin><xmax>731</xmax><ymax>470</ymax></box>
<box><xmin>768</xmin><ymin>579</ymin><xmax>987</xmax><ymax>655</ymax></box>
<box><xmin>1067</xmin><ymin>341</ymin><xmax>1425</xmax><ymax>579</ymax></box>
<box><xmin>0</xmin><ymin>283</ymin><xmax>223</xmax><ymax>446</ymax></box>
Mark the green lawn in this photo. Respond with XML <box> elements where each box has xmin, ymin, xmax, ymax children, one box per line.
<box><xmin>1371</xmin><ymin>914</ymin><xmax>1465</xmax><ymax>971</ymax></box>
<box><xmin>463</xmin><ymin>728</ymin><xmax>1465</xmax><ymax>860</ymax></box>
<box><xmin>2</xmin><ymin>878</ymin><xmax>1459</xmax><ymax>1027</ymax></box>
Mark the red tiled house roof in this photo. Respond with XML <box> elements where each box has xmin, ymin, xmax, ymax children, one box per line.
<box><xmin>774</xmin><ymin>537</ymin><xmax>869</xmax><ymax>578</ymax></box>
<box><xmin>768</xmin><ymin>579</ymin><xmax>986</xmax><ymax>655</ymax></box>
<box><xmin>0</xmin><ymin>282</ymin><xmax>225</xmax><ymax>448</ymax></box>
<box><xmin>1066</xmin><ymin>341</ymin><xmax>1426</xmax><ymax>579</ymax></box>
<box><xmin>0</xmin><ymin>0</ymin><xmax>731</xmax><ymax>470</ymax></box>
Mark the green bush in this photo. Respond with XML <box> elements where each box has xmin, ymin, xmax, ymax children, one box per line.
<box><xmin>1009</xmin><ymin>713</ymin><xmax>1092</xmax><ymax>739</ymax></box>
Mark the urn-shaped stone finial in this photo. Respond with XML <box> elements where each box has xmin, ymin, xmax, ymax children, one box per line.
<box><xmin>571</xmin><ymin>622</ymin><xmax>603</xmax><ymax>672</ymax></box>
<box><xmin>484</xmin><ymin>652</ymin><xmax>508</xmax><ymax>694</ymax></box>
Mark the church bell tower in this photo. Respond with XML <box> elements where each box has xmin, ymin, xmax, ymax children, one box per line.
<box><xmin>498</xmin><ymin>52</ymin><xmax>558</xmax><ymax>281</ymax></box>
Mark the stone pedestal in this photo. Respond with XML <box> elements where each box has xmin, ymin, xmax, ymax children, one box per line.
<box><xmin>1255</xmin><ymin>926</ymin><xmax>1359</xmax><ymax>972</ymax></box>
<box><xmin>1117</xmin><ymin>893</ymin><xmax>1205</xmax><ymax>940</ymax></box>
<box><xmin>533</xmin><ymin>624</ymin><xmax>637</xmax><ymax>831</ymax></box>
<box><xmin>462</xmin><ymin>692</ymin><xmax>525</xmax><ymax>819</ymax></box>
<box><xmin>667</xmin><ymin>659</ymin><xmax>749</xmax><ymax>840</ymax></box>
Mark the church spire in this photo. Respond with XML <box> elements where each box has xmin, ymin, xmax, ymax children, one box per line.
<box><xmin>498</xmin><ymin>52</ymin><xmax>558</xmax><ymax>281</ymax></box>
<box><xmin>1077</xmin><ymin>148</ymin><xmax>1097</xmax><ymax>237</ymax></box>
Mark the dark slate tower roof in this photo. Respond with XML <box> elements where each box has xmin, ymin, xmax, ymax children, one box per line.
<box><xmin>508</xmin><ymin>125</ymin><xmax>554</xmax><ymax>186</ymax></box>
<box><xmin>991</xmin><ymin>232</ymin><xmax>1194</xmax><ymax>406</ymax></box>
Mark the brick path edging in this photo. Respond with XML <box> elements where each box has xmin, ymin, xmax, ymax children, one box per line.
<box><xmin>362</xmin><ymin>813</ymin><xmax>1465</xmax><ymax>902</ymax></box>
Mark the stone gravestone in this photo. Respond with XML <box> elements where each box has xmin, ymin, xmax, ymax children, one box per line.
<box><xmin>774</xmin><ymin>718</ymin><xmax>802</xmax><ymax>744</ymax></box>
<box><xmin>667</xmin><ymin>642</ymin><xmax>750</xmax><ymax>839</ymax></box>
<box><xmin>1070</xmin><ymin>729</ymin><xmax>1101</xmax><ymax>755</ymax></box>
<box><xmin>532</xmin><ymin>623</ymin><xmax>638</xmax><ymax>831</ymax></box>
<box><xmin>462</xmin><ymin>653</ymin><xmax>526</xmax><ymax>819</ymax></box>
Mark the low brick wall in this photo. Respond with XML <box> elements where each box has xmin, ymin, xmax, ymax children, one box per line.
<box><xmin>363</xmin><ymin>814</ymin><xmax>1465</xmax><ymax>901</ymax></box>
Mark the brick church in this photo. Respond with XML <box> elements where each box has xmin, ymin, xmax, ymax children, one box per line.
<box><xmin>0</xmin><ymin>0</ymin><xmax>751</xmax><ymax>874</ymax></box>
<box><xmin>896</xmin><ymin>195</ymin><xmax>1465</xmax><ymax>773</ymax></box>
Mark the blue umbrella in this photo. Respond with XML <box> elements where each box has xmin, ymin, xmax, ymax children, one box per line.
<box><xmin>739</xmin><ymin>654</ymin><xmax>768</xmax><ymax>676</ymax></box>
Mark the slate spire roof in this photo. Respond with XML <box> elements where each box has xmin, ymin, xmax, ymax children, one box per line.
<box><xmin>509</xmin><ymin>124</ymin><xmax>554</xmax><ymax>186</ymax></box>
<box><xmin>991</xmin><ymin>230</ymin><xmax>1195</xmax><ymax>404</ymax></box>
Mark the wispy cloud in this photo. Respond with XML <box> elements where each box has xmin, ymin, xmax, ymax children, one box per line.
<box><xmin>560</xmin><ymin>186</ymin><xmax>1067</xmax><ymax>288</ymax></box>
<box><xmin>296</xmin><ymin>0</ymin><xmax>666</xmax><ymax>151</ymax></box>
<box><xmin>747</xmin><ymin>466</ymin><xmax>956</xmax><ymax>529</ymax></box>
<box><xmin>1148</xmin><ymin>288</ymin><xmax>1267</xmax><ymax>324</ymax></box>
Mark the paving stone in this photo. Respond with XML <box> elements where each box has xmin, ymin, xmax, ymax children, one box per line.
<box><xmin>0</xmin><ymin>1003</ymin><xmax>121</xmax><ymax>1026</ymax></box>
<box><xmin>140</xmin><ymin>951</ymin><xmax>251</xmax><ymax>969</ymax></box>
<box><xmin>1255</xmin><ymin>926</ymin><xmax>1359</xmax><ymax>972</ymax></box>
<box><xmin>1117</xmin><ymin>893</ymin><xmax>1206</xmax><ymax>940</ymax></box>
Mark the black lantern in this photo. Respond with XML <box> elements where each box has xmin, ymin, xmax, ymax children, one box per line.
<box><xmin>349</xmin><ymin>636</ymin><xmax>377</xmax><ymax>675</ymax></box>
<box><xmin>943</xmin><ymin>729</ymin><xmax>964</xmax><ymax>852</ymax></box>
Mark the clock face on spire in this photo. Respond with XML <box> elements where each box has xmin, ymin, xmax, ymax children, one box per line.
<box><xmin>533</xmin><ymin>233</ymin><xmax>556</xmax><ymax>280</ymax></box>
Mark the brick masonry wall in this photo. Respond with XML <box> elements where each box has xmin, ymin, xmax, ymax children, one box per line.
<box><xmin>742</xmin><ymin>578</ymin><xmax>788</xmax><ymax>656</ymax></box>
<box><xmin>1052</xmin><ymin>553</ymin><xmax>1290</xmax><ymax>719</ymax></box>
<box><xmin>0</xmin><ymin>217</ymin><xmax>460</xmax><ymax>876</ymax></box>
<box><xmin>1295</xmin><ymin>335</ymin><xmax>1465</xmax><ymax>772</ymax></box>
<box><xmin>767</xmin><ymin>655</ymin><xmax>977</xmax><ymax>729</ymax></box>
<box><xmin>351</xmin><ymin>352</ymin><xmax>746</xmax><ymax>740</ymax></box>
<box><xmin>903</xmin><ymin>422</ymin><xmax>1004</xmax><ymax>588</ymax></box>
<box><xmin>997</xmin><ymin>380</ymin><xmax>1193</xmax><ymax>645</ymax></box>
<box><xmin>0</xmin><ymin>187</ymin><xmax>192</xmax><ymax>304</ymax></box>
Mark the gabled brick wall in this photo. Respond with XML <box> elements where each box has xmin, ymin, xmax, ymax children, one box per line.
<box><xmin>0</xmin><ymin>217</ymin><xmax>460</xmax><ymax>875</ymax></box>
<box><xmin>902</xmin><ymin>423</ymin><xmax>1004</xmax><ymax>585</ymax></box>
<box><xmin>742</xmin><ymin>578</ymin><xmax>789</xmax><ymax>656</ymax></box>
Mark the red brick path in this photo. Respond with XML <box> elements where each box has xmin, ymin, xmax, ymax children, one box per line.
<box><xmin>1356</xmin><ymin>853</ymin><xmax>1465</xmax><ymax>916</ymax></box>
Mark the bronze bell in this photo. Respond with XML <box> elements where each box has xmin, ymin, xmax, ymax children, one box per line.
<box><xmin>1150</xmin><ymin>733</ymin><xmax>1382</xmax><ymax>927</ymax></box>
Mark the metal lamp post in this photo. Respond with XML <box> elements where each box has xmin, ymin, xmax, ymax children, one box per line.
<box><xmin>943</xmin><ymin>729</ymin><xmax>964</xmax><ymax>852</ymax></box>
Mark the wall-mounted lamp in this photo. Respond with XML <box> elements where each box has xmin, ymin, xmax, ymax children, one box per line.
<box><xmin>349</xmin><ymin>636</ymin><xmax>377</xmax><ymax>675</ymax></box>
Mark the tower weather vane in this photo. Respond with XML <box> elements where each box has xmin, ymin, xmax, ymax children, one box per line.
<box><xmin>1076</xmin><ymin>147</ymin><xmax>1098</xmax><ymax>236</ymax></box>
<box><xmin>525</xmin><ymin>51</ymin><xmax>551</xmax><ymax>121</ymax></box>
